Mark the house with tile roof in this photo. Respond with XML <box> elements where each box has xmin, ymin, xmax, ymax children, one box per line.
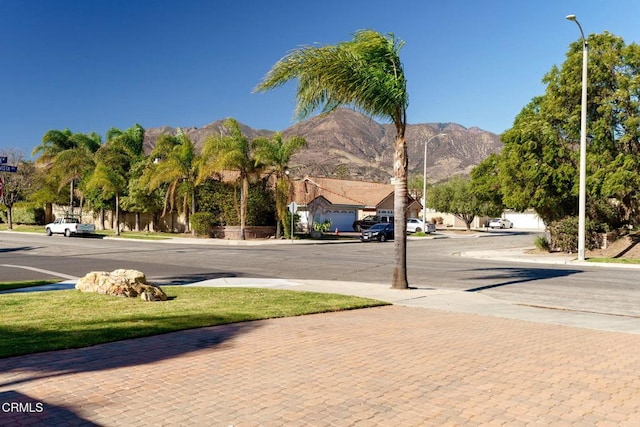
<box><xmin>291</xmin><ymin>177</ymin><xmax>422</xmax><ymax>232</ymax></box>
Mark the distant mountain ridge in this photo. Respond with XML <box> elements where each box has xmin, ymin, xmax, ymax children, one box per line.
<box><xmin>143</xmin><ymin>108</ymin><xmax>503</xmax><ymax>183</ymax></box>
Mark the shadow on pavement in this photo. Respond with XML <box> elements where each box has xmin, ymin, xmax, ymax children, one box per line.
<box><xmin>151</xmin><ymin>271</ymin><xmax>245</xmax><ymax>285</ymax></box>
<box><xmin>0</xmin><ymin>246</ymin><xmax>39</xmax><ymax>253</ymax></box>
<box><xmin>463</xmin><ymin>267</ymin><xmax>582</xmax><ymax>292</ymax></box>
<box><xmin>0</xmin><ymin>321</ymin><xmax>259</xmax><ymax>389</ymax></box>
<box><xmin>0</xmin><ymin>390</ymin><xmax>100</xmax><ymax>426</ymax></box>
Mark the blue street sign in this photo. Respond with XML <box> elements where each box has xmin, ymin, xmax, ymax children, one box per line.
<box><xmin>0</xmin><ymin>165</ymin><xmax>17</xmax><ymax>172</ymax></box>
<box><xmin>0</xmin><ymin>157</ymin><xmax>7</xmax><ymax>164</ymax></box>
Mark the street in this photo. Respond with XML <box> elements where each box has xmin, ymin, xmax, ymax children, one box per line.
<box><xmin>1</xmin><ymin>230</ymin><xmax>638</xmax><ymax>317</ymax></box>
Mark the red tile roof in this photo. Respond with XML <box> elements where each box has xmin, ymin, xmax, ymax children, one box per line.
<box><xmin>292</xmin><ymin>177</ymin><xmax>394</xmax><ymax>208</ymax></box>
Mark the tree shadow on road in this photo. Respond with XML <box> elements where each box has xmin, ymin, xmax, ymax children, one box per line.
<box><xmin>151</xmin><ymin>271</ymin><xmax>244</xmax><ymax>285</ymax></box>
<box><xmin>462</xmin><ymin>267</ymin><xmax>582</xmax><ymax>292</ymax></box>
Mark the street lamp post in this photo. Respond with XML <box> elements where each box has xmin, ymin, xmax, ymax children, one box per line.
<box><xmin>566</xmin><ymin>14</ymin><xmax>588</xmax><ymax>262</ymax></box>
<box><xmin>422</xmin><ymin>133</ymin><xmax>448</xmax><ymax>228</ymax></box>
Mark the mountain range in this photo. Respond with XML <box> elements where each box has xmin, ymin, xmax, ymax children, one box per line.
<box><xmin>142</xmin><ymin>108</ymin><xmax>503</xmax><ymax>183</ymax></box>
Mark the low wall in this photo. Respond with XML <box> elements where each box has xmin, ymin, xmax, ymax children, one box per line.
<box><xmin>211</xmin><ymin>226</ymin><xmax>276</xmax><ymax>240</ymax></box>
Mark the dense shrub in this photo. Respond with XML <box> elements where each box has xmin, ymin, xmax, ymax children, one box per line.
<box><xmin>0</xmin><ymin>204</ymin><xmax>45</xmax><ymax>225</ymax></box>
<box><xmin>196</xmin><ymin>179</ymin><xmax>276</xmax><ymax>227</ymax></box>
<box><xmin>190</xmin><ymin>212</ymin><xmax>216</xmax><ymax>236</ymax></box>
<box><xmin>548</xmin><ymin>216</ymin><xmax>602</xmax><ymax>253</ymax></box>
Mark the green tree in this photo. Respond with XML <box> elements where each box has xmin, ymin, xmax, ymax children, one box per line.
<box><xmin>121</xmin><ymin>159</ymin><xmax>164</xmax><ymax>231</ymax></box>
<box><xmin>0</xmin><ymin>150</ymin><xmax>35</xmax><ymax>229</ymax></box>
<box><xmin>86</xmin><ymin>144</ymin><xmax>128</xmax><ymax>236</ymax></box>
<box><xmin>499</xmin><ymin>103</ymin><xmax>577</xmax><ymax>225</ymax></box>
<box><xmin>408</xmin><ymin>174</ymin><xmax>426</xmax><ymax>201</ymax></box>
<box><xmin>427</xmin><ymin>176</ymin><xmax>482</xmax><ymax>231</ymax></box>
<box><xmin>254</xmin><ymin>29</ymin><xmax>411</xmax><ymax>289</ymax></box>
<box><xmin>470</xmin><ymin>153</ymin><xmax>506</xmax><ymax>218</ymax></box>
<box><xmin>253</xmin><ymin>132</ymin><xmax>307</xmax><ymax>238</ymax></box>
<box><xmin>86</xmin><ymin>124</ymin><xmax>145</xmax><ymax>236</ymax></box>
<box><xmin>32</xmin><ymin>129</ymin><xmax>101</xmax><ymax>214</ymax></box>
<box><xmin>143</xmin><ymin>130</ymin><xmax>201</xmax><ymax>234</ymax></box>
<box><xmin>499</xmin><ymin>32</ymin><xmax>640</xmax><ymax>229</ymax></box>
<box><xmin>199</xmin><ymin>118</ymin><xmax>265</xmax><ymax>240</ymax></box>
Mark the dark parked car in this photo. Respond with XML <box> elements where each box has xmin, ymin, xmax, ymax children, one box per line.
<box><xmin>360</xmin><ymin>222</ymin><xmax>394</xmax><ymax>242</ymax></box>
<box><xmin>353</xmin><ymin>215</ymin><xmax>394</xmax><ymax>232</ymax></box>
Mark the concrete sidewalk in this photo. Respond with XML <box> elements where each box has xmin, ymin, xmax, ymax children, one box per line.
<box><xmin>186</xmin><ymin>277</ymin><xmax>640</xmax><ymax>335</ymax></box>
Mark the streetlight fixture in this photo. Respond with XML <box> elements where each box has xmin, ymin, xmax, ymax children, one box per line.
<box><xmin>566</xmin><ymin>14</ymin><xmax>588</xmax><ymax>261</ymax></box>
<box><xmin>422</xmin><ymin>133</ymin><xmax>448</xmax><ymax>228</ymax></box>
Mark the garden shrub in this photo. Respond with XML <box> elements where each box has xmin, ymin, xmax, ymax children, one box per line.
<box><xmin>0</xmin><ymin>204</ymin><xmax>45</xmax><ymax>225</ymax></box>
<box><xmin>190</xmin><ymin>212</ymin><xmax>216</xmax><ymax>236</ymax></box>
<box><xmin>548</xmin><ymin>216</ymin><xmax>602</xmax><ymax>253</ymax></box>
<box><xmin>534</xmin><ymin>235</ymin><xmax>551</xmax><ymax>252</ymax></box>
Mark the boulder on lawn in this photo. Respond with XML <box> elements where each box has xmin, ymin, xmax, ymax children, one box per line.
<box><xmin>76</xmin><ymin>269</ymin><xmax>168</xmax><ymax>301</ymax></box>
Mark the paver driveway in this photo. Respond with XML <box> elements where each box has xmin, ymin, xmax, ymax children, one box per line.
<box><xmin>1</xmin><ymin>305</ymin><xmax>639</xmax><ymax>426</ymax></box>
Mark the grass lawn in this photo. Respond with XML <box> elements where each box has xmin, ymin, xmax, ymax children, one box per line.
<box><xmin>588</xmin><ymin>257</ymin><xmax>640</xmax><ymax>264</ymax></box>
<box><xmin>0</xmin><ymin>286</ymin><xmax>388</xmax><ymax>359</ymax></box>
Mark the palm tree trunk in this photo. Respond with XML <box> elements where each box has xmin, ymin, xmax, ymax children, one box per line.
<box><xmin>190</xmin><ymin>188</ymin><xmax>196</xmax><ymax>236</ymax></box>
<box><xmin>240</xmin><ymin>176</ymin><xmax>248</xmax><ymax>240</ymax></box>
<box><xmin>276</xmin><ymin>176</ymin><xmax>287</xmax><ymax>238</ymax></box>
<box><xmin>69</xmin><ymin>181</ymin><xmax>74</xmax><ymax>215</ymax></box>
<box><xmin>115</xmin><ymin>193</ymin><xmax>120</xmax><ymax>236</ymax></box>
<box><xmin>391</xmin><ymin>134</ymin><xmax>409</xmax><ymax>289</ymax></box>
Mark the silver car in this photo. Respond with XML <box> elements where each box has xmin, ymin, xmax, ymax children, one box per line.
<box><xmin>406</xmin><ymin>218</ymin><xmax>436</xmax><ymax>233</ymax></box>
<box><xmin>489</xmin><ymin>218</ymin><xmax>513</xmax><ymax>229</ymax></box>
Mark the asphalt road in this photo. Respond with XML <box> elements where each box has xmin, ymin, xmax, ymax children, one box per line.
<box><xmin>1</xmin><ymin>230</ymin><xmax>639</xmax><ymax>317</ymax></box>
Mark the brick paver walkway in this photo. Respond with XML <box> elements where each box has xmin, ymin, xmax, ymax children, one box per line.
<box><xmin>1</xmin><ymin>305</ymin><xmax>639</xmax><ymax>426</ymax></box>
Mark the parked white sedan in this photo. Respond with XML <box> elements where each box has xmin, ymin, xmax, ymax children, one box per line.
<box><xmin>488</xmin><ymin>218</ymin><xmax>513</xmax><ymax>229</ymax></box>
<box><xmin>406</xmin><ymin>218</ymin><xmax>436</xmax><ymax>233</ymax></box>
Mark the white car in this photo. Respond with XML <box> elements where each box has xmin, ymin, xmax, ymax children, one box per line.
<box><xmin>406</xmin><ymin>218</ymin><xmax>436</xmax><ymax>233</ymax></box>
<box><xmin>45</xmin><ymin>216</ymin><xmax>96</xmax><ymax>237</ymax></box>
<box><xmin>488</xmin><ymin>218</ymin><xmax>513</xmax><ymax>229</ymax></box>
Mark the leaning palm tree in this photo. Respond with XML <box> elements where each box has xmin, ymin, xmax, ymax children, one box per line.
<box><xmin>253</xmin><ymin>132</ymin><xmax>307</xmax><ymax>238</ymax></box>
<box><xmin>199</xmin><ymin>118</ymin><xmax>264</xmax><ymax>240</ymax></box>
<box><xmin>254</xmin><ymin>29</ymin><xmax>410</xmax><ymax>289</ymax></box>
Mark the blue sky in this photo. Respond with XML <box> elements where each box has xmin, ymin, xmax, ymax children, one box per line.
<box><xmin>2</xmin><ymin>0</ymin><xmax>640</xmax><ymax>159</ymax></box>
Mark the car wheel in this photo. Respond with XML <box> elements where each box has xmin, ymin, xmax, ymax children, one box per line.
<box><xmin>379</xmin><ymin>234</ymin><xmax>387</xmax><ymax>242</ymax></box>
<box><xmin>415</xmin><ymin>227</ymin><xmax>422</xmax><ymax>233</ymax></box>
<box><xmin>64</xmin><ymin>229</ymin><xmax>72</xmax><ymax>237</ymax></box>
<box><xmin>354</xmin><ymin>225</ymin><xmax>361</xmax><ymax>232</ymax></box>
<box><xmin>45</xmin><ymin>228</ymin><xmax>52</xmax><ymax>236</ymax></box>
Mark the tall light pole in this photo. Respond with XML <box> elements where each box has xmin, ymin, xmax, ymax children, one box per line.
<box><xmin>566</xmin><ymin>14</ymin><xmax>588</xmax><ymax>261</ymax></box>
<box><xmin>422</xmin><ymin>133</ymin><xmax>448</xmax><ymax>227</ymax></box>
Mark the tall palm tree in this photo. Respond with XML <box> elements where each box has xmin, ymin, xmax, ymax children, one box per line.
<box><xmin>199</xmin><ymin>118</ymin><xmax>264</xmax><ymax>240</ymax></box>
<box><xmin>253</xmin><ymin>132</ymin><xmax>307</xmax><ymax>238</ymax></box>
<box><xmin>86</xmin><ymin>142</ymin><xmax>129</xmax><ymax>236</ymax></box>
<box><xmin>32</xmin><ymin>129</ymin><xmax>101</xmax><ymax>214</ymax></box>
<box><xmin>254</xmin><ymin>29</ymin><xmax>410</xmax><ymax>289</ymax></box>
<box><xmin>143</xmin><ymin>130</ymin><xmax>200</xmax><ymax>234</ymax></box>
<box><xmin>85</xmin><ymin>124</ymin><xmax>144</xmax><ymax>236</ymax></box>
